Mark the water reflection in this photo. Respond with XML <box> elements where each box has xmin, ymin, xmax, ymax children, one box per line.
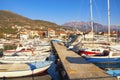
<box><xmin>47</xmin><ymin>53</ymin><xmax>60</xmax><ymax>80</ymax></box>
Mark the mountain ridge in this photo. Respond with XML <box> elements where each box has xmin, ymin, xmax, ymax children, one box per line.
<box><xmin>62</xmin><ymin>21</ymin><xmax>120</xmax><ymax>32</ymax></box>
<box><xmin>0</xmin><ymin>10</ymin><xmax>119</xmax><ymax>32</ymax></box>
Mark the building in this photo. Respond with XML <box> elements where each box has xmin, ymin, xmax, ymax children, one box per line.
<box><xmin>47</xmin><ymin>28</ymin><xmax>56</xmax><ymax>37</ymax></box>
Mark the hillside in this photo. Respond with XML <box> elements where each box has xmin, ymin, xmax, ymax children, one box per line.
<box><xmin>0</xmin><ymin>10</ymin><xmax>119</xmax><ymax>33</ymax></box>
<box><xmin>0</xmin><ymin>10</ymin><xmax>60</xmax><ymax>29</ymax></box>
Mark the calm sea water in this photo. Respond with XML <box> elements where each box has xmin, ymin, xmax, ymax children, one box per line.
<box><xmin>47</xmin><ymin>53</ymin><xmax>60</xmax><ymax>80</ymax></box>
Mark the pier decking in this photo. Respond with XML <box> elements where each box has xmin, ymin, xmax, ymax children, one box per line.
<box><xmin>0</xmin><ymin>74</ymin><xmax>51</xmax><ymax>80</ymax></box>
<box><xmin>52</xmin><ymin>42</ymin><xmax>117</xmax><ymax>80</ymax></box>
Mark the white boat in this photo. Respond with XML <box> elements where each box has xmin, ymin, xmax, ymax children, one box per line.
<box><xmin>0</xmin><ymin>61</ymin><xmax>52</xmax><ymax>78</ymax></box>
<box><xmin>79</xmin><ymin>47</ymin><xmax>105</xmax><ymax>56</ymax></box>
<box><xmin>35</xmin><ymin>46</ymin><xmax>51</xmax><ymax>52</ymax></box>
<box><xmin>4</xmin><ymin>46</ymin><xmax>51</xmax><ymax>57</ymax></box>
<box><xmin>0</xmin><ymin>55</ymin><xmax>47</xmax><ymax>63</ymax></box>
<box><xmin>4</xmin><ymin>44</ymin><xmax>34</xmax><ymax>56</ymax></box>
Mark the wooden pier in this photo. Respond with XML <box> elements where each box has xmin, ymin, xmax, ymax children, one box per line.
<box><xmin>52</xmin><ymin>42</ymin><xmax>117</xmax><ymax>80</ymax></box>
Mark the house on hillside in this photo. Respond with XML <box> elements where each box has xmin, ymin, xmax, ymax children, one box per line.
<box><xmin>47</xmin><ymin>28</ymin><xmax>56</xmax><ymax>37</ymax></box>
<box><xmin>37</xmin><ymin>31</ymin><xmax>46</xmax><ymax>37</ymax></box>
<box><xmin>19</xmin><ymin>31</ymin><xmax>29</xmax><ymax>40</ymax></box>
<box><xmin>55</xmin><ymin>30</ymin><xmax>67</xmax><ymax>38</ymax></box>
<box><xmin>104</xmin><ymin>32</ymin><xmax>108</xmax><ymax>36</ymax></box>
<box><xmin>29</xmin><ymin>30</ymin><xmax>39</xmax><ymax>38</ymax></box>
<box><xmin>19</xmin><ymin>30</ymin><xmax>39</xmax><ymax>40</ymax></box>
<box><xmin>59</xmin><ymin>31</ymin><xmax>67</xmax><ymax>36</ymax></box>
<box><xmin>66</xmin><ymin>30</ymin><xmax>75</xmax><ymax>35</ymax></box>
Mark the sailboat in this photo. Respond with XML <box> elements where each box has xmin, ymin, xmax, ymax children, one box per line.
<box><xmin>85</xmin><ymin>45</ymin><xmax>120</xmax><ymax>68</ymax></box>
<box><xmin>78</xmin><ymin>0</ymin><xmax>106</xmax><ymax>56</ymax></box>
<box><xmin>84</xmin><ymin>0</ymin><xmax>120</xmax><ymax>74</ymax></box>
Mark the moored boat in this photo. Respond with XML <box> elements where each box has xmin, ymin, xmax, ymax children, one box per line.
<box><xmin>79</xmin><ymin>47</ymin><xmax>105</xmax><ymax>56</ymax></box>
<box><xmin>84</xmin><ymin>45</ymin><xmax>120</xmax><ymax>68</ymax></box>
<box><xmin>0</xmin><ymin>61</ymin><xmax>52</xmax><ymax>78</ymax></box>
<box><xmin>0</xmin><ymin>54</ymin><xmax>47</xmax><ymax>63</ymax></box>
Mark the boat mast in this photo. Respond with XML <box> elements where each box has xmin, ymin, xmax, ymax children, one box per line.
<box><xmin>107</xmin><ymin>0</ymin><xmax>110</xmax><ymax>68</ymax></box>
<box><xmin>90</xmin><ymin>0</ymin><xmax>94</xmax><ymax>40</ymax></box>
<box><xmin>108</xmin><ymin>0</ymin><xmax>111</xmax><ymax>42</ymax></box>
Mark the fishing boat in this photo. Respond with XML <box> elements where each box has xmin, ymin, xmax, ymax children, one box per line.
<box><xmin>4</xmin><ymin>45</ymin><xmax>51</xmax><ymax>56</ymax></box>
<box><xmin>4</xmin><ymin>44</ymin><xmax>34</xmax><ymax>56</ymax></box>
<box><xmin>79</xmin><ymin>47</ymin><xmax>105</xmax><ymax>56</ymax></box>
<box><xmin>0</xmin><ymin>61</ymin><xmax>52</xmax><ymax>78</ymax></box>
<box><xmin>84</xmin><ymin>45</ymin><xmax>120</xmax><ymax>68</ymax></box>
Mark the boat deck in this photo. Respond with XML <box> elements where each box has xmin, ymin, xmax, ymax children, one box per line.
<box><xmin>52</xmin><ymin>42</ymin><xmax>117</xmax><ymax>80</ymax></box>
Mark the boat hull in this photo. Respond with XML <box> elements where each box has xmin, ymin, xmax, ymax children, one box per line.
<box><xmin>0</xmin><ymin>61</ymin><xmax>52</xmax><ymax>78</ymax></box>
<box><xmin>79</xmin><ymin>50</ymin><xmax>101</xmax><ymax>56</ymax></box>
<box><xmin>86</xmin><ymin>57</ymin><xmax>120</xmax><ymax>68</ymax></box>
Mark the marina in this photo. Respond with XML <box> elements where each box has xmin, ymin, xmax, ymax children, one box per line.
<box><xmin>52</xmin><ymin>41</ymin><xmax>117</xmax><ymax>80</ymax></box>
<box><xmin>0</xmin><ymin>0</ymin><xmax>120</xmax><ymax>80</ymax></box>
<box><xmin>0</xmin><ymin>37</ymin><xmax>120</xmax><ymax>80</ymax></box>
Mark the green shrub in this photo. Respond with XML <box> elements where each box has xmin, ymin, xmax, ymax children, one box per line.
<box><xmin>4</xmin><ymin>45</ymin><xmax>17</xmax><ymax>50</ymax></box>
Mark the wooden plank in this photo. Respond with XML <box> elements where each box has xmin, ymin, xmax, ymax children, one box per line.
<box><xmin>52</xmin><ymin>42</ymin><xmax>117</xmax><ymax>80</ymax></box>
<box><xmin>0</xmin><ymin>74</ymin><xmax>52</xmax><ymax>80</ymax></box>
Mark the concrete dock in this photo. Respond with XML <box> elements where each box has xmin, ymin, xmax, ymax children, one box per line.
<box><xmin>52</xmin><ymin>42</ymin><xmax>117</xmax><ymax>80</ymax></box>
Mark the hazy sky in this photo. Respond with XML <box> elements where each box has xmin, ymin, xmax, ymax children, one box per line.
<box><xmin>0</xmin><ymin>0</ymin><xmax>120</xmax><ymax>25</ymax></box>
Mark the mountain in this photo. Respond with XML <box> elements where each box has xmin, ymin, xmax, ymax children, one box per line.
<box><xmin>0</xmin><ymin>10</ymin><xmax>60</xmax><ymax>29</ymax></box>
<box><xmin>62</xmin><ymin>21</ymin><xmax>120</xmax><ymax>32</ymax></box>
<box><xmin>63</xmin><ymin>21</ymin><xmax>104</xmax><ymax>32</ymax></box>
<box><xmin>0</xmin><ymin>10</ymin><xmax>119</xmax><ymax>33</ymax></box>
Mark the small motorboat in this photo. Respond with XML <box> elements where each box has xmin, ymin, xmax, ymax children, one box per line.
<box><xmin>79</xmin><ymin>47</ymin><xmax>105</xmax><ymax>56</ymax></box>
<box><xmin>0</xmin><ymin>61</ymin><xmax>52</xmax><ymax>78</ymax></box>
